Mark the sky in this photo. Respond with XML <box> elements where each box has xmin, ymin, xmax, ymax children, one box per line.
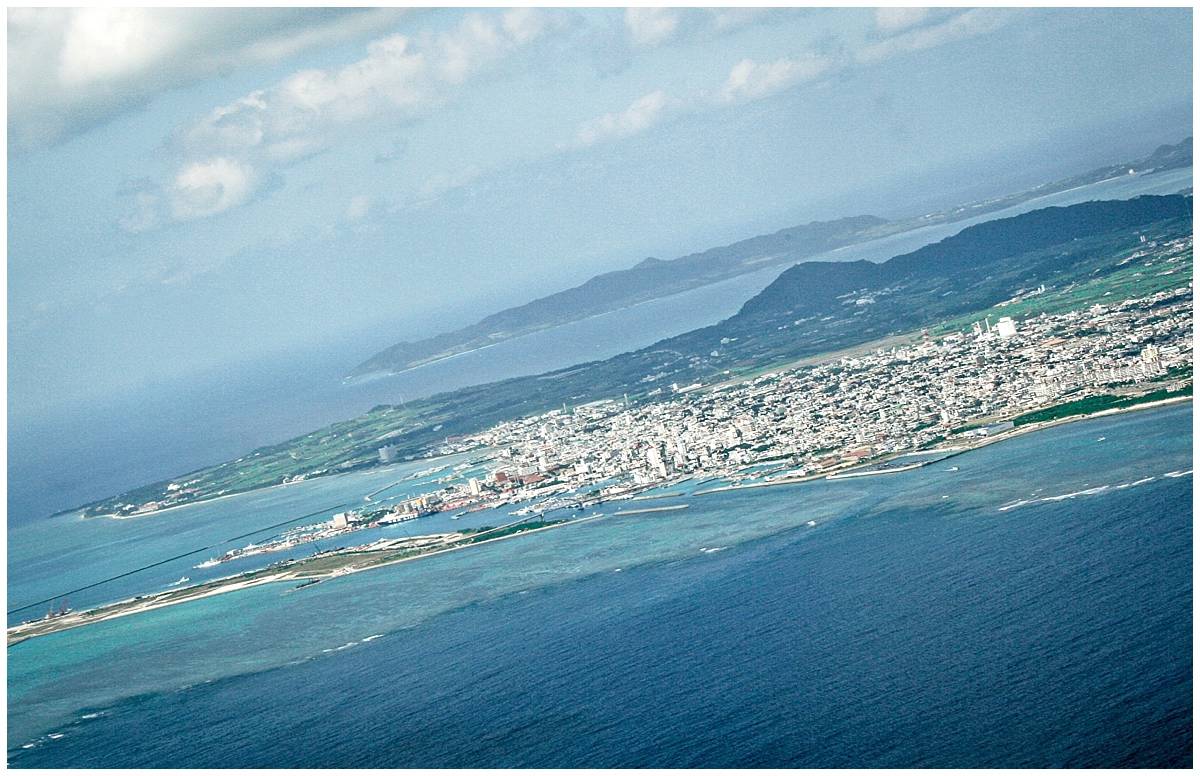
<box><xmin>7</xmin><ymin>7</ymin><xmax>1194</xmax><ymax>426</ymax></box>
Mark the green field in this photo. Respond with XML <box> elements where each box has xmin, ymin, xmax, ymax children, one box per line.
<box><xmin>1011</xmin><ymin>386</ymin><xmax>1193</xmax><ymax>427</ymax></box>
<box><xmin>931</xmin><ymin>232</ymin><xmax>1191</xmax><ymax>336</ymax></box>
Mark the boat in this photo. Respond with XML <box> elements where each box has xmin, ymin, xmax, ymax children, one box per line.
<box><xmin>805</xmin><ymin>520</ymin><xmax>817</xmax><ymax>527</ymax></box>
<box><xmin>946</xmin><ymin>466</ymin><xmax>959</xmax><ymax>472</ymax></box>
<box><xmin>169</xmin><ymin>576</ymin><xmax>190</xmax><ymax>587</ymax></box>
<box><xmin>1096</xmin><ymin>436</ymin><xmax>1106</xmax><ymax>442</ymax></box>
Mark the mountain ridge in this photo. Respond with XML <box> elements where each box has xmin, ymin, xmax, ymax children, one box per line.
<box><xmin>350</xmin><ymin>213</ymin><xmax>889</xmax><ymax>377</ymax></box>
<box><xmin>351</xmin><ymin>137</ymin><xmax>1191</xmax><ymax>378</ymax></box>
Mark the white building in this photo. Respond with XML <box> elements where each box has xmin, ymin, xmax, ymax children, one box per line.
<box><xmin>996</xmin><ymin>317</ymin><xmax>1018</xmax><ymax>339</ymax></box>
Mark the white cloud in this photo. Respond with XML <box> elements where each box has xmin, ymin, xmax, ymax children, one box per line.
<box><xmin>502</xmin><ymin>7</ymin><xmax>547</xmax><ymax>45</ymax></box>
<box><xmin>419</xmin><ymin>165</ymin><xmax>483</xmax><ymax>200</ymax></box>
<box><xmin>708</xmin><ymin>8</ymin><xmax>772</xmax><ymax>34</ymax></box>
<box><xmin>180</xmin><ymin>9</ymin><xmax>544</xmax><ymax>171</ymax></box>
<box><xmin>8</xmin><ymin>8</ymin><xmax>408</xmax><ymax>148</ymax></box>
<box><xmin>170</xmin><ymin>158</ymin><xmax>257</xmax><ymax>220</ymax></box>
<box><xmin>575</xmin><ymin>90</ymin><xmax>673</xmax><ymax>147</ymax></box>
<box><xmin>124</xmin><ymin>9</ymin><xmax>548</xmax><ymax>230</ymax></box>
<box><xmin>873</xmin><ymin>8</ymin><xmax>932</xmax><ymax>35</ymax></box>
<box><xmin>345</xmin><ymin>195</ymin><xmax>373</xmax><ymax>222</ymax></box>
<box><xmin>858</xmin><ymin>9</ymin><xmax>1013</xmax><ymax>64</ymax></box>
<box><xmin>624</xmin><ymin>8</ymin><xmax>680</xmax><ymax>47</ymax></box>
<box><xmin>719</xmin><ymin>55</ymin><xmax>833</xmax><ymax>103</ymax></box>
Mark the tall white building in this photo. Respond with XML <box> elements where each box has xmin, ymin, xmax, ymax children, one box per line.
<box><xmin>996</xmin><ymin>317</ymin><xmax>1018</xmax><ymax>339</ymax></box>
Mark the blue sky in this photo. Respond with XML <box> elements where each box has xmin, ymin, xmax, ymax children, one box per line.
<box><xmin>8</xmin><ymin>7</ymin><xmax>1193</xmax><ymax>423</ymax></box>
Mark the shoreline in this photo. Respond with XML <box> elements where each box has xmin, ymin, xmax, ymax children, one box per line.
<box><xmin>691</xmin><ymin>395</ymin><xmax>1191</xmax><ymax>496</ymax></box>
<box><xmin>12</xmin><ymin>396</ymin><xmax>1190</xmax><ymax>646</ymax></box>
<box><xmin>7</xmin><ymin>513</ymin><xmax>607</xmax><ymax>647</ymax></box>
<box><xmin>80</xmin><ymin>450</ymin><xmax>474</xmax><ymax>522</ymax></box>
<box><xmin>347</xmin><ymin>261</ymin><xmax>831</xmax><ymax>381</ymax></box>
<box><xmin>824</xmin><ymin>461</ymin><xmax>930</xmax><ymax>479</ymax></box>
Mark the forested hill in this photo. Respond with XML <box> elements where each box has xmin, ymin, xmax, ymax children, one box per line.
<box><xmin>349</xmin><ymin>213</ymin><xmax>888</xmax><ymax>376</ymax></box>
<box><xmin>738</xmin><ymin>195</ymin><xmax>1192</xmax><ymax>324</ymax></box>
<box><xmin>691</xmin><ymin>195</ymin><xmax>1191</xmax><ymax>364</ymax></box>
<box><xmin>351</xmin><ymin>137</ymin><xmax>1191</xmax><ymax>379</ymax></box>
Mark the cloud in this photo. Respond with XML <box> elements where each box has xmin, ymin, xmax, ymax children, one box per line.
<box><xmin>708</xmin><ymin>8</ymin><xmax>773</xmax><ymax>34</ymax></box>
<box><xmin>8</xmin><ymin>8</ymin><xmax>408</xmax><ymax>148</ymax></box>
<box><xmin>124</xmin><ymin>9</ymin><xmax>549</xmax><ymax>230</ymax></box>
<box><xmin>170</xmin><ymin>158</ymin><xmax>258</xmax><ymax>220</ymax></box>
<box><xmin>858</xmin><ymin>9</ymin><xmax>1013</xmax><ymax>64</ymax></box>
<box><xmin>624</xmin><ymin>8</ymin><xmax>680</xmax><ymax>47</ymax></box>
<box><xmin>719</xmin><ymin>55</ymin><xmax>834</xmax><ymax>103</ymax></box>
<box><xmin>575</xmin><ymin>90</ymin><xmax>674</xmax><ymax>147</ymax></box>
<box><xmin>873</xmin><ymin>8</ymin><xmax>933</xmax><ymax>34</ymax></box>
<box><xmin>345</xmin><ymin>195</ymin><xmax>373</xmax><ymax>222</ymax></box>
<box><xmin>578</xmin><ymin>8</ymin><xmax>1007</xmax><ymax>149</ymax></box>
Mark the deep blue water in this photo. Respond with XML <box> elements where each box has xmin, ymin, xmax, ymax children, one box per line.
<box><xmin>8</xmin><ymin>405</ymin><xmax>1192</xmax><ymax>767</ymax></box>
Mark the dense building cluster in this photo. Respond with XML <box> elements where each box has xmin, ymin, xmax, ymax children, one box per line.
<box><xmin>427</xmin><ymin>286</ymin><xmax>1191</xmax><ymax>508</ymax></box>
<box><xmin>197</xmin><ymin>283</ymin><xmax>1194</xmax><ymax>565</ymax></box>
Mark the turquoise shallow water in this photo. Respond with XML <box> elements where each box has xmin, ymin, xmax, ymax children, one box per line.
<box><xmin>7</xmin><ymin>403</ymin><xmax>1192</xmax><ymax>765</ymax></box>
<box><xmin>6</xmin><ymin>452</ymin><xmax>489</xmax><ymax>622</ymax></box>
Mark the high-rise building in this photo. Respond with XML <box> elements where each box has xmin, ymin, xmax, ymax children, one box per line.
<box><xmin>996</xmin><ymin>317</ymin><xmax>1018</xmax><ymax>339</ymax></box>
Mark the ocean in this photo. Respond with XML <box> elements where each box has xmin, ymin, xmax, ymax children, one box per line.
<box><xmin>7</xmin><ymin>403</ymin><xmax>1192</xmax><ymax>767</ymax></box>
<box><xmin>8</xmin><ymin>167</ymin><xmax>1192</xmax><ymax>523</ymax></box>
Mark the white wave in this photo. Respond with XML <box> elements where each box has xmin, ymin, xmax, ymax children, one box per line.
<box><xmin>361</xmin><ymin>634</ymin><xmax>383</xmax><ymax>642</ymax></box>
<box><xmin>1115</xmin><ymin>477</ymin><xmax>1156</xmax><ymax>490</ymax></box>
<box><xmin>1164</xmin><ymin>469</ymin><xmax>1193</xmax><ymax>478</ymax></box>
<box><xmin>1043</xmin><ymin>485</ymin><xmax>1109</xmax><ymax>502</ymax></box>
<box><xmin>999</xmin><ymin>483</ymin><xmax>1127</xmax><ymax>512</ymax></box>
<box><xmin>701</xmin><ymin>546</ymin><xmax>727</xmax><ymax>554</ymax></box>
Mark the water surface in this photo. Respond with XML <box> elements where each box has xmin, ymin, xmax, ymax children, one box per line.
<box><xmin>8</xmin><ymin>404</ymin><xmax>1192</xmax><ymax>767</ymax></box>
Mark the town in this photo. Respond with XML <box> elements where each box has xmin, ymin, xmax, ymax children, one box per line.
<box><xmin>194</xmin><ymin>278</ymin><xmax>1192</xmax><ymax>569</ymax></box>
<box><xmin>455</xmin><ymin>285</ymin><xmax>1191</xmax><ymax>498</ymax></box>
